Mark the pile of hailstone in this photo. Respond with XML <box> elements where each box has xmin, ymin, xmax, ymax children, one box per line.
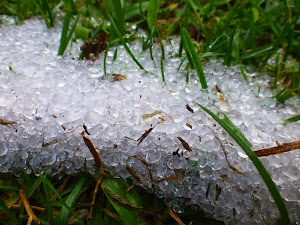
<box><xmin>0</xmin><ymin>18</ymin><xmax>299</xmax><ymax>224</ymax></box>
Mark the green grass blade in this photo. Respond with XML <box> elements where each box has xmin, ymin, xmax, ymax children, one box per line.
<box><xmin>27</xmin><ymin>177</ymin><xmax>42</xmax><ymax>198</ymax></box>
<box><xmin>113</xmin><ymin>48</ymin><xmax>118</xmax><ymax>61</ymax></box>
<box><xmin>109</xmin><ymin>14</ymin><xmax>145</xmax><ymax>70</ymax></box>
<box><xmin>240</xmin><ymin>45</ymin><xmax>273</xmax><ymax>60</ymax></box>
<box><xmin>179</xmin><ymin>5</ymin><xmax>191</xmax><ymax>57</ymax></box>
<box><xmin>147</xmin><ymin>0</ymin><xmax>160</xmax><ymax>30</ymax></box>
<box><xmin>42</xmin><ymin>181</ymin><xmax>55</xmax><ymax>225</ymax></box>
<box><xmin>195</xmin><ymin>102</ymin><xmax>291</xmax><ymax>225</ymax></box>
<box><xmin>65</xmin><ymin>15</ymin><xmax>80</xmax><ymax>49</ymax></box>
<box><xmin>284</xmin><ymin>114</ymin><xmax>300</xmax><ymax>125</ymax></box>
<box><xmin>58</xmin><ymin>10</ymin><xmax>72</xmax><ymax>55</ymax></box>
<box><xmin>239</xmin><ymin>63</ymin><xmax>248</xmax><ymax>83</ymax></box>
<box><xmin>58</xmin><ymin>11</ymin><xmax>79</xmax><ymax>56</ymax></box>
<box><xmin>177</xmin><ymin>56</ymin><xmax>186</xmax><ymax>72</ymax></box>
<box><xmin>60</xmin><ymin>176</ymin><xmax>87</xmax><ymax>224</ymax></box>
<box><xmin>104</xmin><ymin>43</ymin><xmax>110</xmax><ymax>76</ymax></box>
<box><xmin>181</xmin><ymin>27</ymin><xmax>207</xmax><ymax>89</ymax></box>
<box><xmin>205</xmin><ymin>33</ymin><xmax>229</xmax><ymax>53</ymax></box>
<box><xmin>160</xmin><ymin>55</ymin><xmax>165</xmax><ymax>82</ymax></box>
<box><xmin>40</xmin><ymin>175</ymin><xmax>85</xmax><ymax>225</ymax></box>
<box><xmin>108</xmin><ymin>0</ymin><xmax>125</xmax><ymax>41</ymax></box>
<box><xmin>186</xmin><ymin>66</ymin><xmax>189</xmax><ymax>84</ymax></box>
<box><xmin>275</xmin><ymin>88</ymin><xmax>296</xmax><ymax>103</ymax></box>
<box><xmin>101</xmin><ymin>177</ymin><xmax>144</xmax><ymax>225</ymax></box>
<box><xmin>0</xmin><ymin>196</ymin><xmax>20</xmax><ymax>224</ymax></box>
<box><xmin>32</xmin><ymin>0</ymin><xmax>51</xmax><ymax>28</ymax></box>
<box><xmin>258</xmin><ymin>21</ymin><xmax>291</xmax><ymax>71</ymax></box>
<box><xmin>156</xmin><ymin>27</ymin><xmax>164</xmax><ymax>60</ymax></box>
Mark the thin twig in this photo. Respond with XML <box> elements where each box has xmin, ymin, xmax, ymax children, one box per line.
<box><xmin>166</xmin><ymin>203</ymin><xmax>185</xmax><ymax>225</ymax></box>
<box><xmin>19</xmin><ymin>188</ymin><xmax>40</xmax><ymax>225</ymax></box>
<box><xmin>254</xmin><ymin>140</ymin><xmax>300</xmax><ymax>157</ymax></box>
<box><xmin>51</xmin><ymin>175</ymin><xmax>70</xmax><ymax>202</ymax></box>
<box><xmin>89</xmin><ymin>173</ymin><xmax>104</xmax><ymax>219</ymax></box>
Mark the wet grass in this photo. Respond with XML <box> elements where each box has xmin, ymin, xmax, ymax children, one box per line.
<box><xmin>0</xmin><ymin>172</ymin><xmax>224</xmax><ymax>225</ymax></box>
<box><xmin>0</xmin><ymin>0</ymin><xmax>299</xmax><ymax>224</ymax></box>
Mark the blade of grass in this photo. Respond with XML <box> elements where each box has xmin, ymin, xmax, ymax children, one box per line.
<box><xmin>60</xmin><ymin>176</ymin><xmax>88</xmax><ymax>224</ymax></box>
<box><xmin>32</xmin><ymin>0</ymin><xmax>52</xmax><ymax>28</ymax></box>
<box><xmin>108</xmin><ymin>13</ymin><xmax>145</xmax><ymax>71</ymax></box>
<box><xmin>147</xmin><ymin>0</ymin><xmax>160</xmax><ymax>30</ymax></box>
<box><xmin>156</xmin><ymin>27</ymin><xmax>164</xmax><ymax>60</ymax></box>
<box><xmin>177</xmin><ymin>56</ymin><xmax>186</xmax><ymax>72</ymax></box>
<box><xmin>40</xmin><ymin>174</ymin><xmax>85</xmax><ymax>225</ymax></box>
<box><xmin>113</xmin><ymin>48</ymin><xmax>118</xmax><ymax>61</ymax></box>
<box><xmin>179</xmin><ymin>5</ymin><xmax>190</xmax><ymax>57</ymax></box>
<box><xmin>101</xmin><ymin>177</ymin><xmax>144</xmax><ymax>225</ymax></box>
<box><xmin>160</xmin><ymin>55</ymin><xmax>165</xmax><ymax>82</ymax></box>
<box><xmin>42</xmin><ymin>181</ymin><xmax>55</xmax><ymax>225</ymax></box>
<box><xmin>104</xmin><ymin>43</ymin><xmax>110</xmax><ymax>76</ymax></box>
<box><xmin>58</xmin><ymin>11</ymin><xmax>79</xmax><ymax>56</ymax></box>
<box><xmin>239</xmin><ymin>63</ymin><xmax>248</xmax><ymax>83</ymax></box>
<box><xmin>205</xmin><ymin>33</ymin><xmax>229</xmax><ymax>53</ymax></box>
<box><xmin>181</xmin><ymin>27</ymin><xmax>207</xmax><ymax>89</ymax></box>
<box><xmin>195</xmin><ymin>102</ymin><xmax>291</xmax><ymax>225</ymax></box>
<box><xmin>108</xmin><ymin>0</ymin><xmax>125</xmax><ymax>41</ymax></box>
<box><xmin>258</xmin><ymin>21</ymin><xmax>291</xmax><ymax>71</ymax></box>
<box><xmin>0</xmin><ymin>197</ymin><xmax>20</xmax><ymax>224</ymax></box>
<box><xmin>284</xmin><ymin>114</ymin><xmax>300</xmax><ymax>125</ymax></box>
<box><xmin>275</xmin><ymin>88</ymin><xmax>296</xmax><ymax>103</ymax></box>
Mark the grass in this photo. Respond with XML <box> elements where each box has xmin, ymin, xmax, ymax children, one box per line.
<box><xmin>0</xmin><ymin>0</ymin><xmax>299</xmax><ymax>224</ymax></box>
<box><xmin>0</xmin><ymin>172</ymin><xmax>223</xmax><ymax>225</ymax></box>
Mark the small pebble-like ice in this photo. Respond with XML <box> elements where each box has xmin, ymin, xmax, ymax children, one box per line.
<box><xmin>0</xmin><ymin>18</ymin><xmax>299</xmax><ymax>224</ymax></box>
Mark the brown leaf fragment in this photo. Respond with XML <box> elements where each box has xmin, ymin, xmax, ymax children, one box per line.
<box><xmin>0</xmin><ymin>118</ymin><xmax>17</xmax><ymax>131</ymax></box>
<box><xmin>186</xmin><ymin>123</ymin><xmax>192</xmax><ymax>129</ymax></box>
<box><xmin>42</xmin><ymin>136</ymin><xmax>58</xmax><ymax>147</ymax></box>
<box><xmin>0</xmin><ymin>118</ymin><xmax>16</xmax><ymax>125</ymax></box>
<box><xmin>61</xmin><ymin>125</ymin><xmax>66</xmax><ymax>131</ymax></box>
<box><xmin>253</xmin><ymin>140</ymin><xmax>300</xmax><ymax>157</ymax></box>
<box><xmin>51</xmin><ymin>176</ymin><xmax>70</xmax><ymax>202</ymax></box>
<box><xmin>103</xmin><ymin>188</ymin><xmax>142</xmax><ymax>209</ymax></box>
<box><xmin>102</xmin><ymin>208</ymin><xmax>120</xmax><ymax>222</ymax></box>
<box><xmin>89</xmin><ymin>174</ymin><xmax>104</xmax><ymax>219</ymax></box>
<box><xmin>126</xmin><ymin>155</ymin><xmax>185</xmax><ymax>187</ymax></box>
<box><xmin>205</xmin><ymin>183</ymin><xmax>211</xmax><ymax>199</ymax></box>
<box><xmin>83</xmin><ymin>123</ymin><xmax>90</xmax><ymax>135</ymax></box>
<box><xmin>177</xmin><ymin>136</ymin><xmax>192</xmax><ymax>152</ymax></box>
<box><xmin>173</xmin><ymin>148</ymin><xmax>180</xmax><ymax>157</ymax></box>
<box><xmin>8</xmin><ymin>204</ymin><xmax>45</xmax><ymax>212</ymax></box>
<box><xmin>111</xmin><ymin>74</ymin><xmax>127</xmax><ymax>82</ymax></box>
<box><xmin>137</xmin><ymin>124</ymin><xmax>158</xmax><ymax>146</ymax></box>
<box><xmin>215</xmin><ymin>85</ymin><xmax>222</xmax><ymax>93</ymax></box>
<box><xmin>210</xmin><ymin>128</ymin><xmax>245</xmax><ymax>176</ymax></box>
<box><xmin>80</xmin><ymin>32</ymin><xmax>108</xmax><ymax>61</ymax></box>
<box><xmin>219</xmin><ymin>174</ymin><xmax>228</xmax><ymax>181</ymax></box>
<box><xmin>198</xmin><ymin>136</ymin><xmax>202</xmax><ymax>143</ymax></box>
<box><xmin>19</xmin><ymin>188</ymin><xmax>40</xmax><ymax>225</ymax></box>
<box><xmin>252</xmin><ymin>194</ymin><xmax>268</xmax><ymax>224</ymax></box>
<box><xmin>81</xmin><ymin>132</ymin><xmax>102</xmax><ymax>169</ymax></box>
<box><xmin>186</xmin><ymin>104</ymin><xmax>194</xmax><ymax>113</ymax></box>
<box><xmin>215</xmin><ymin>184</ymin><xmax>222</xmax><ymax>201</ymax></box>
<box><xmin>166</xmin><ymin>203</ymin><xmax>185</xmax><ymax>225</ymax></box>
<box><xmin>141</xmin><ymin>110</ymin><xmax>163</xmax><ymax>120</ymax></box>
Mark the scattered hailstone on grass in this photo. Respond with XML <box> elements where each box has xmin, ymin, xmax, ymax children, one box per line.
<box><xmin>0</xmin><ymin>17</ymin><xmax>300</xmax><ymax>224</ymax></box>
